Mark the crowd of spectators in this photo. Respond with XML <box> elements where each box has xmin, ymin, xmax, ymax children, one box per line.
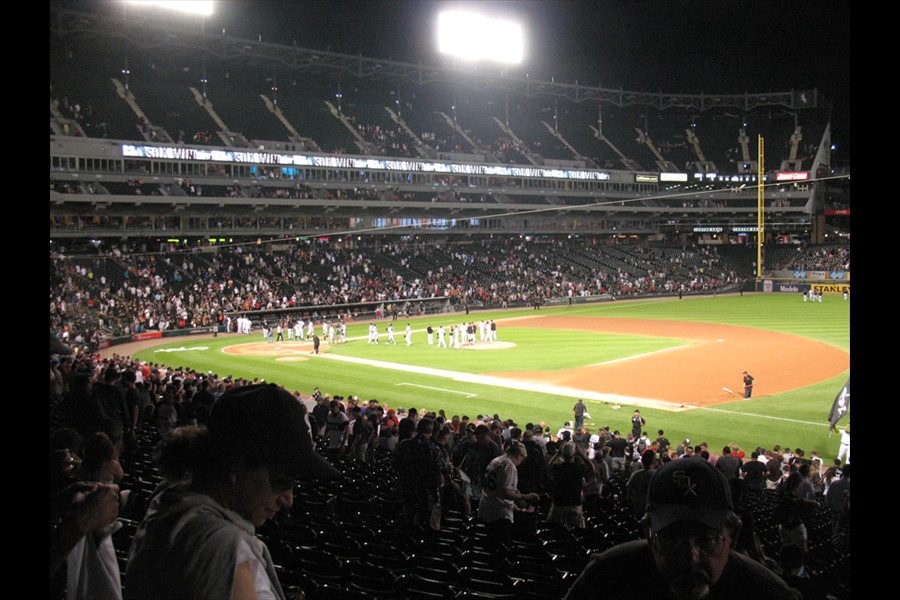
<box><xmin>420</xmin><ymin>130</ymin><xmax>473</xmax><ymax>155</ymax></box>
<box><xmin>246</xmin><ymin>181</ymin><xmax>320</xmax><ymax>200</ymax></box>
<box><xmin>49</xmin><ymin>238</ymin><xmax>761</xmax><ymax>348</ymax></box>
<box><xmin>50</xmin><ymin>347</ymin><xmax>850</xmax><ymax>599</ymax></box>
<box><xmin>50</xmin><ymin>236</ymin><xmax>847</xmax><ymax>356</ymax></box>
<box><xmin>50</xmin><ymin>180</ymin><xmax>82</xmax><ymax>194</ymax></box>
<box><xmin>777</xmin><ymin>245</ymin><xmax>850</xmax><ymax>271</ymax></box>
<box><xmin>354</xmin><ymin>121</ymin><xmax>418</xmax><ymax>158</ymax></box>
<box><xmin>333</xmin><ymin>186</ymin><xmax>385</xmax><ymax>201</ymax></box>
<box><xmin>51</xmin><ymin>92</ymin><xmax>112</xmax><ymax>138</ymax></box>
<box><xmin>485</xmin><ymin>136</ymin><xmax>531</xmax><ymax>165</ymax></box>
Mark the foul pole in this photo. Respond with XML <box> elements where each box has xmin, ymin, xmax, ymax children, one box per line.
<box><xmin>757</xmin><ymin>135</ymin><xmax>765</xmax><ymax>278</ymax></box>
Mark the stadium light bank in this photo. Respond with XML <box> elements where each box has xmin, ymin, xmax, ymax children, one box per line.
<box><xmin>123</xmin><ymin>1</ymin><xmax>214</xmax><ymax>17</ymax></box>
<box><xmin>437</xmin><ymin>9</ymin><xmax>525</xmax><ymax>65</ymax></box>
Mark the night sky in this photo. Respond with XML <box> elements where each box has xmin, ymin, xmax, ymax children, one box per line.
<box><xmin>222</xmin><ymin>1</ymin><xmax>850</xmax><ymax>159</ymax></box>
<box><xmin>62</xmin><ymin>0</ymin><xmax>852</xmax><ymax>159</ymax></box>
<box><xmin>215</xmin><ymin>2</ymin><xmax>847</xmax><ymax>92</ymax></box>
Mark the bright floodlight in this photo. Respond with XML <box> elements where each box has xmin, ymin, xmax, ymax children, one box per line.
<box><xmin>124</xmin><ymin>1</ymin><xmax>214</xmax><ymax>17</ymax></box>
<box><xmin>437</xmin><ymin>10</ymin><xmax>524</xmax><ymax>64</ymax></box>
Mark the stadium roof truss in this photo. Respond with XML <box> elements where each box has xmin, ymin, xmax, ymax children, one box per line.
<box><xmin>52</xmin><ymin>7</ymin><xmax>817</xmax><ymax>113</ymax></box>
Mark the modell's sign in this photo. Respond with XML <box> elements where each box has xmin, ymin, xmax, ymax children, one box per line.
<box><xmin>134</xmin><ymin>331</ymin><xmax>163</xmax><ymax>341</ymax></box>
<box><xmin>775</xmin><ymin>171</ymin><xmax>809</xmax><ymax>181</ymax></box>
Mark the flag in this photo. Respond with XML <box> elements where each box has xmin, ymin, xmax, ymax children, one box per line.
<box><xmin>828</xmin><ymin>377</ymin><xmax>850</xmax><ymax>429</ymax></box>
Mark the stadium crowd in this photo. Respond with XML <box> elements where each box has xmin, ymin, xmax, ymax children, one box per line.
<box><xmin>48</xmin><ymin>238</ymin><xmax>777</xmax><ymax>350</ymax></box>
<box><xmin>50</xmin><ymin>347</ymin><xmax>850</xmax><ymax>600</ymax></box>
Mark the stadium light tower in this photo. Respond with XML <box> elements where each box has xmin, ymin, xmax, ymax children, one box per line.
<box><xmin>436</xmin><ymin>9</ymin><xmax>525</xmax><ymax>66</ymax></box>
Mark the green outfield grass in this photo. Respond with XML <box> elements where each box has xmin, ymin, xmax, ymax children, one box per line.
<box><xmin>134</xmin><ymin>293</ymin><xmax>850</xmax><ymax>461</ymax></box>
<box><xmin>328</xmin><ymin>327</ymin><xmax>688</xmax><ymax>372</ymax></box>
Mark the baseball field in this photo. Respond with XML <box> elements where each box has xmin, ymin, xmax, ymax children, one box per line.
<box><xmin>127</xmin><ymin>293</ymin><xmax>850</xmax><ymax>461</ymax></box>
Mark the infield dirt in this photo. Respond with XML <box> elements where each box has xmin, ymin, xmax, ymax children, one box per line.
<box><xmin>492</xmin><ymin>316</ymin><xmax>848</xmax><ymax>407</ymax></box>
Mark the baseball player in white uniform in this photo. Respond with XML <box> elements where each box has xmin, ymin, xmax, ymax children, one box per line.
<box><xmin>837</xmin><ymin>424</ymin><xmax>850</xmax><ymax>464</ymax></box>
<box><xmin>294</xmin><ymin>319</ymin><xmax>304</xmax><ymax>340</ymax></box>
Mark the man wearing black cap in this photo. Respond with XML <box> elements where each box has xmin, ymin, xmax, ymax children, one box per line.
<box><xmin>565</xmin><ymin>457</ymin><xmax>799</xmax><ymax>599</ymax></box>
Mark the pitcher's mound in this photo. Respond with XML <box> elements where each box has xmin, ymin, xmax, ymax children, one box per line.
<box><xmin>224</xmin><ymin>341</ymin><xmax>315</xmax><ymax>356</ymax></box>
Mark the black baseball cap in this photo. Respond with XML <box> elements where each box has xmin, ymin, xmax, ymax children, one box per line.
<box><xmin>645</xmin><ymin>457</ymin><xmax>733</xmax><ymax>532</ymax></box>
<box><xmin>208</xmin><ymin>383</ymin><xmax>338</xmax><ymax>479</ymax></box>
